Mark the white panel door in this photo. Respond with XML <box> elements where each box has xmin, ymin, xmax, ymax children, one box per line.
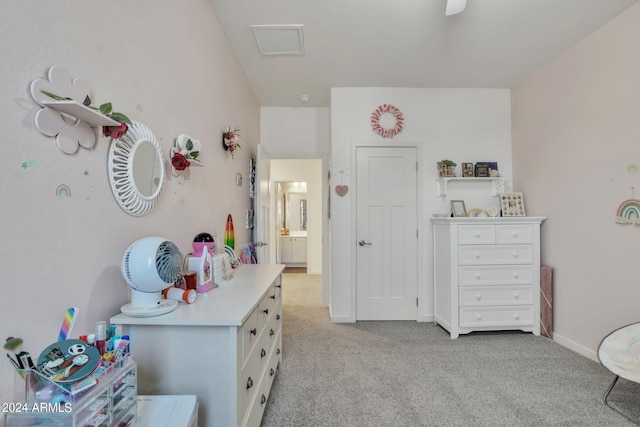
<box><xmin>255</xmin><ymin>145</ymin><xmax>271</xmax><ymax>263</ymax></box>
<box><xmin>356</xmin><ymin>146</ymin><xmax>417</xmax><ymax>320</ymax></box>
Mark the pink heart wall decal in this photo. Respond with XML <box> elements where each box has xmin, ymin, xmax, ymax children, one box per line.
<box><xmin>335</xmin><ymin>185</ymin><xmax>349</xmax><ymax>196</ymax></box>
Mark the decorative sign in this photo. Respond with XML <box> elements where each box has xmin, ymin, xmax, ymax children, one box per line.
<box><xmin>370</xmin><ymin>104</ymin><xmax>404</xmax><ymax>138</ymax></box>
<box><xmin>335</xmin><ymin>185</ymin><xmax>349</xmax><ymax>197</ymax></box>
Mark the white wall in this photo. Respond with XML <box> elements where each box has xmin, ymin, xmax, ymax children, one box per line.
<box><xmin>0</xmin><ymin>0</ymin><xmax>259</xmax><ymax>404</ymax></box>
<box><xmin>271</xmin><ymin>160</ymin><xmax>323</xmax><ymax>274</ymax></box>
<box><xmin>330</xmin><ymin>87</ymin><xmax>513</xmax><ymax>321</ymax></box>
<box><xmin>511</xmin><ymin>2</ymin><xmax>640</xmax><ymax>359</ymax></box>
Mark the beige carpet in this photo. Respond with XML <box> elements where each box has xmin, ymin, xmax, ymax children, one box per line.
<box><xmin>262</xmin><ymin>273</ymin><xmax>640</xmax><ymax>427</ymax></box>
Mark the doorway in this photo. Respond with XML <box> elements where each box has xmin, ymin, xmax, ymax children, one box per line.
<box><xmin>276</xmin><ymin>181</ymin><xmax>308</xmax><ymax>270</ymax></box>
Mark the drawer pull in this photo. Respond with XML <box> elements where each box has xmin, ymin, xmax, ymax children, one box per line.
<box><xmin>476</xmin><ymin>314</ymin><xmax>482</xmax><ymax>321</ymax></box>
<box><xmin>261</xmin><ymin>348</ymin><xmax>266</xmax><ymax>358</ymax></box>
<box><xmin>513</xmin><ymin>272</ymin><xmax>519</xmax><ymax>278</ymax></box>
<box><xmin>270</xmin><ymin>294</ymin><xmax>276</xmax><ymax>300</ymax></box>
<box><xmin>475</xmin><ymin>294</ymin><xmax>481</xmax><ymax>301</ymax></box>
<box><xmin>270</xmin><ymin>329</ymin><xmax>275</xmax><ymax>336</ymax></box>
<box><xmin>246</xmin><ymin>377</ymin><xmax>254</xmax><ymax>390</ymax></box>
<box><xmin>474</xmin><ymin>232</ymin><xmax>480</xmax><ymax>238</ymax></box>
<box><xmin>250</xmin><ymin>328</ymin><xmax>257</xmax><ymax>336</ymax></box>
<box><xmin>277</xmin><ymin>348</ymin><xmax>281</xmax><ymax>355</ymax></box>
<box><xmin>270</xmin><ymin>368</ymin><xmax>275</xmax><ymax>376</ymax></box>
<box><xmin>513</xmin><ymin>293</ymin><xmax>519</xmax><ymax>299</ymax></box>
<box><xmin>276</xmin><ymin>314</ymin><xmax>281</xmax><ymax>321</ymax></box>
<box><xmin>512</xmin><ymin>252</ymin><xmax>518</xmax><ymax>258</ymax></box>
<box><xmin>261</xmin><ymin>394</ymin><xmax>267</xmax><ymax>405</ymax></box>
<box><xmin>474</xmin><ymin>273</ymin><xmax>481</xmax><ymax>279</ymax></box>
<box><xmin>276</xmin><ymin>284</ymin><xmax>282</xmax><ymax>288</ymax></box>
<box><xmin>474</xmin><ymin>252</ymin><xmax>480</xmax><ymax>258</ymax></box>
<box><xmin>512</xmin><ymin>232</ymin><xmax>518</xmax><ymax>237</ymax></box>
<box><xmin>514</xmin><ymin>314</ymin><xmax>520</xmax><ymax>320</ymax></box>
<box><xmin>263</xmin><ymin>308</ymin><xmax>269</xmax><ymax>315</ymax></box>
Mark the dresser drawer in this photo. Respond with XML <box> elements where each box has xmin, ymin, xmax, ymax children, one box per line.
<box><xmin>458</xmin><ymin>265</ymin><xmax>534</xmax><ymax>286</ymax></box>
<box><xmin>459</xmin><ymin>245</ymin><xmax>533</xmax><ymax>265</ymax></box>
<box><xmin>458</xmin><ymin>225</ymin><xmax>495</xmax><ymax>245</ymax></box>
<box><xmin>267</xmin><ymin>302</ymin><xmax>282</xmax><ymax>353</ymax></box>
<box><xmin>243</xmin><ymin>366</ymin><xmax>271</xmax><ymax>427</ymax></box>
<box><xmin>241</xmin><ymin>308</ymin><xmax>259</xmax><ymax>363</ymax></box>
<box><xmin>459</xmin><ymin>285</ymin><xmax>534</xmax><ymax>306</ymax></box>
<box><xmin>459</xmin><ymin>306</ymin><xmax>535</xmax><ymax>327</ymax></box>
<box><xmin>496</xmin><ymin>224</ymin><xmax>533</xmax><ymax>244</ymax></box>
<box><xmin>239</xmin><ymin>330</ymin><xmax>268</xmax><ymax>417</ymax></box>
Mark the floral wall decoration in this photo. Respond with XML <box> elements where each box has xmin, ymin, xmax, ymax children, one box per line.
<box><xmin>170</xmin><ymin>134</ymin><xmax>203</xmax><ymax>184</ymax></box>
<box><xmin>222</xmin><ymin>126</ymin><xmax>241</xmax><ymax>158</ymax></box>
<box><xmin>370</xmin><ymin>104</ymin><xmax>404</xmax><ymax>138</ymax></box>
<box><xmin>30</xmin><ymin>66</ymin><xmax>132</xmax><ymax>154</ymax></box>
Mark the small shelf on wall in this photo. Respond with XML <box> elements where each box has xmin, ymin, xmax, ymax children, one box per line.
<box><xmin>435</xmin><ymin>177</ymin><xmax>506</xmax><ymax>197</ymax></box>
<box><xmin>42</xmin><ymin>100</ymin><xmax>119</xmax><ymax>126</ymax></box>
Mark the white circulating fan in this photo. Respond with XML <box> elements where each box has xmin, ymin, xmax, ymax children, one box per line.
<box><xmin>120</xmin><ymin>237</ymin><xmax>183</xmax><ymax>317</ymax></box>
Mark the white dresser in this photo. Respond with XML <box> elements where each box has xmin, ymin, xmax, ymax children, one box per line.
<box><xmin>111</xmin><ymin>264</ymin><xmax>285</xmax><ymax>427</ymax></box>
<box><xmin>431</xmin><ymin>217</ymin><xmax>546</xmax><ymax>339</ymax></box>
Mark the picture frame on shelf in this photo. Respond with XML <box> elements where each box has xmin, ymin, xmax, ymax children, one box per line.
<box><xmin>475</xmin><ymin>161</ymin><xmax>499</xmax><ymax>177</ymax></box>
<box><xmin>450</xmin><ymin>200</ymin><xmax>468</xmax><ymax>217</ymax></box>
<box><xmin>500</xmin><ymin>192</ymin><xmax>526</xmax><ymax>216</ymax></box>
<box><xmin>462</xmin><ymin>163</ymin><xmax>474</xmax><ymax>177</ymax></box>
<box><xmin>474</xmin><ymin>162</ymin><xmax>490</xmax><ymax>177</ymax></box>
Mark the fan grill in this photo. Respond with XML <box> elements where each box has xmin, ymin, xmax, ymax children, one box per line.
<box><xmin>156</xmin><ymin>241</ymin><xmax>182</xmax><ymax>283</ymax></box>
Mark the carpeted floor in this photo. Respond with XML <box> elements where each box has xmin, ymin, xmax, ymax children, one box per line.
<box><xmin>261</xmin><ymin>273</ymin><xmax>640</xmax><ymax>426</ymax></box>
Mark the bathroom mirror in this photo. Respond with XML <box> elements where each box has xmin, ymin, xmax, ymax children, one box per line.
<box><xmin>108</xmin><ymin>122</ymin><xmax>165</xmax><ymax>216</ymax></box>
<box><xmin>277</xmin><ymin>181</ymin><xmax>307</xmax><ymax>232</ymax></box>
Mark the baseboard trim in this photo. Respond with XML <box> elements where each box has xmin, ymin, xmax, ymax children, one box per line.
<box><xmin>552</xmin><ymin>333</ymin><xmax>598</xmax><ymax>362</ymax></box>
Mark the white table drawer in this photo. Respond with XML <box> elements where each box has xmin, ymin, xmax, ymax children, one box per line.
<box><xmin>496</xmin><ymin>224</ymin><xmax>533</xmax><ymax>244</ymax></box>
<box><xmin>459</xmin><ymin>285</ymin><xmax>534</xmax><ymax>306</ymax></box>
<box><xmin>459</xmin><ymin>306</ymin><xmax>535</xmax><ymax>327</ymax></box>
<box><xmin>458</xmin><ymin>225</ymin><xmax>496</xmax><ymax>245</ymax></box>
<box><xmin>459</xmin><ymin>245</ymin><xmax>533</xmax><ymax>265</ymax></box>
<box><xmin>458</xmin><ymin>265</ymin><xmax>534</xmax><ymax>286</ymax></box>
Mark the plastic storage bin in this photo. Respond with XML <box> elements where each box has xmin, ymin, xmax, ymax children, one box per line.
<box><xmin>5</xmin><ymin>355</ymin><xmax>137</xmax><ymax>427</ymax></box>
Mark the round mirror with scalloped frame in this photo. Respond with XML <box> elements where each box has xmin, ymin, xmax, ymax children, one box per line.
<box><xmin>108</xmin><ymin>122</ymin><xmax>164</xmax><ymax>216</ymax></box>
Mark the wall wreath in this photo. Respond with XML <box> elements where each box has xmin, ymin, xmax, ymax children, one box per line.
<box><xmin>370</xmin><ymin>104</ymin><xmax>404</xmax><ymax>138</ymax></box>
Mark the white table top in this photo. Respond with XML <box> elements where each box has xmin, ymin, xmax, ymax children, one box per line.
<box><xmin>111</xmin><ymin>264</ymin><xmax>284</xmax><ymax>327</ymax></box>
<box><xmin>598</xmin><ymin>322</ymin><xmax>640</xmax><ymax>383</ymax></box>
<box><xmin>137</xmin><ymin>395</ymin><xmax>198</xmax><ymax>427</ymax></box>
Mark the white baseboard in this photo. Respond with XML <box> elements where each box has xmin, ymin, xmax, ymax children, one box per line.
<box><xmin>329</xmin><ymin>305</ymin><xmax>355</xmax><ymax>323</ymax></box>
<box><xmin>552</xmin><ymin>333</ymin><xmax>598</xmax><ymax>362</ymax></box>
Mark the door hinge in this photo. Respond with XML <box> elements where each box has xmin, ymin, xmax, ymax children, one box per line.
<box><xmin>416</xmin><ymin>161</ymin><xmax>419</xmax><ymax>171</ymax></box>
<box><xmin>416</xmin><ymin>229</ymin><xmax>419</xmax><ymax>238</ymax></box>
<box><xmin>416</xmin><ymin>297</ymin><xmax>419</xmax><ymax>306</ymax></box>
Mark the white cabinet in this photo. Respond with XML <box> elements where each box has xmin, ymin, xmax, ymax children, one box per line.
<box><xmin>280</xmin><ymin>236</ymin><xmax>306</xmax><ymax>265</ymax></box>
<box><xmin>431</xmin><ymin>217</ymin><xmax>545</xmax><ymax>339</ymax></box>
<box><xmin>111</xmin><ymin>264</ymin><xmax>285</xmax><ymax>427</ymax></box>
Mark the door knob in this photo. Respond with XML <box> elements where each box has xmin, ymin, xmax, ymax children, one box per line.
<box><xmin>359</xmin><ymin>240</ymin><xmax>372</xmax><ymax>246</ymax></box>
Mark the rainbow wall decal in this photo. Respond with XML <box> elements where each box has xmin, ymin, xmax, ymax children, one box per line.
<box><xmin>616</xmin><ymin>199</ymin><xmax>640</xmax><ymax>224</ymax></box>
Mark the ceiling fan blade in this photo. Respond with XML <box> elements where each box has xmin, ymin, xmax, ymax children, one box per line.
<box><xmin>445</xmin><ymin>0</ymin><xmax>467</xmax><ymax>16</ymax></box>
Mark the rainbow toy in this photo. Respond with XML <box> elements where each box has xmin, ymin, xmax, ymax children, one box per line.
<box><xmin>58</xmin><ymin>307</ymin><xmax>78</xmax><ymax>341</ymax></box>
<box><xmin>615</xmin><ymin>199</ymin><xmax>640</xmax><ymax>224</ymax></box>
<box><xmin>224</xmin><ymin>214</ymin><xmax>235</xmax><ymax>249</ymax></box>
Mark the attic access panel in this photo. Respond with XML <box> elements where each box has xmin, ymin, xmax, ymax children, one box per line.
<box><xmin>251</xmin><ymin>24</ymin><xmax>305</xmax><ymax>56</ymax></box>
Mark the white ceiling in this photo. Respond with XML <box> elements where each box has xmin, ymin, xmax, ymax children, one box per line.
<box><xmin>209</xmin><ymin>0</ymin><xmax>638</xmax><ymax>108</ymax></box>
